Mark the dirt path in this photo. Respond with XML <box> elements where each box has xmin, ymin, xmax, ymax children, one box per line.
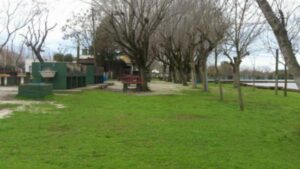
<box><xmin>0</xmin><ymin>109</ymin><xmax>13</xmax><ymax>119</ymax></box>
<box><xmin>106</xmin><ymin>80</ymin><xmax>192</xmax><ymax>95</ymax></box>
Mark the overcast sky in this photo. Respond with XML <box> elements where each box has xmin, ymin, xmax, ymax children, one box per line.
<box><xmin>43</xmin><ymin>0</ymin><xmax>90</xmax><ymax>55</ymax></box>
<box><xmin>43</xmin><ymin>0</ymin><xmax>300</xmax><ymax>71</ymax></box>
<box><xmin>0</xmin><ymin>0</ymin><xmax>299</xmax><ymax>71</ymax></box>
<box><xmin>0</xmin><ymin>0</ymin><xmax>90</xmax><ymax>57</ymax></box>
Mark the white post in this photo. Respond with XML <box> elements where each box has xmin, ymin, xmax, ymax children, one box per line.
<box><xmin>4</xmin><ymin>77</ymin><xmax>7</xmax><ymax>86</ymax></box>
<box><xmin>21</xmin><ymin>77</ymin><xmax>25</xmax><ymax>84</ymax></box>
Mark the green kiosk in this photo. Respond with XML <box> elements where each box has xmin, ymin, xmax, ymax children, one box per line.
<box><xmin>18</xmin><ymin>62</ymin><xmax>103</xmax><ymax>99</ymax></box>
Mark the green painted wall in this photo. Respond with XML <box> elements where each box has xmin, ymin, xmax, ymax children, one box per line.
<box><xmin>18</xmin><ymin>83</ymin><xmax>53</xmax><ymax>99</ymax></box>
<box><xmin>32</xmin><ymin>62</ymin><xmax>101</xmax><ymax>90</ymax></box>
<box><xmin>7</xmin><ymin>77</ymin><xmax>16</xmax><ymax>86</ymax></box>
<box><xmin>86</xmin><ymin>65</ymin><xmax>95</xmax><ymax>85</ymax></box>
<box><xmin>32</xmin><ymin>62</ymin><xmax>68</xmax><ymax>90</ymax></box>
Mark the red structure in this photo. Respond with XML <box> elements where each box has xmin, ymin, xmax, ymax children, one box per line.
<box><xmin>0</xmin><ymin>67</ymin><xmax>18</xmax><ymax>74</ymax></box>
<box><xmin>120</xmin><ymin>75</ymin><xmax>143</xmax><ymax>92</ymax></box>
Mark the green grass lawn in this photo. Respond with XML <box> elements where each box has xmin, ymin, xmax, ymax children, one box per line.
<box><xmin>0</xmin><ymin>85</ymin><xmax>300</xmax><ymax>169</ymax></box>
<box><xmin>0</xmin><ymin>104</ymin><xmax>17</xmax><ymax>110</ymax></box>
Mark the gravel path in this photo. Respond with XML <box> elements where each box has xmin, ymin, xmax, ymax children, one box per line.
<box><xmin>106</xmin><ymin>80</ymin><xmax>191</xmax><ymax>95</ymax></box>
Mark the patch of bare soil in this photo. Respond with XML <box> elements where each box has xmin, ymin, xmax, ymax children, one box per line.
<box><xmin>106</xmin><ymin>80</ymin><xmax>192</xmax><ymax>95</ymax></box>
<box><xmin>0</xmin><ymin>100</ymin><xmax>66</xmax><ymax>120</ymax></box>
<box><xmin>0</xmin><ymin>109</ymin><xmax>13</xmax><ymax>119</ymax></box>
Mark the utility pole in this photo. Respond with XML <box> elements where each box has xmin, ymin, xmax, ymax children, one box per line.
<box><xmin>4</xmin><ymin>46</ymin><xmax>8</xmax><ymax>67</ymax></box>
<box><xmin>77</xmin><ymin>38</ymin><xmax>80</xmax><ymax>63</ymax></box>
<box><xmin>91</xmin><ymin>7</ymin><xmax>97</xmax><ymax>67</ymax></box>
<box><xmin>252</xmin><ymin>56</ymin><xmax>256</xmax><ymax>91</ymax></box>
<box><xmin>275</xmin><ymin>49</ymin><xmax>279</xmax><ymax>95</ymax></box>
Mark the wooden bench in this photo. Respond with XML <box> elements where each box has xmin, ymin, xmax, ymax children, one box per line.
<box><xmin>120</xmin><ymin>75</ymin><xmax>143</xmax><ymax>92</ymax></box>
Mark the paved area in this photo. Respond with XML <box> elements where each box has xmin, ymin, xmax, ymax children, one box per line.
<box><xmin>0</xmin><ymin>86</ymin><xmax>18</xmax><ymax>101</ymax></box>
<box><xmin>245</xmin><ymin>82</ymin><xmax>299</xmax><ymax>90</ymax></box>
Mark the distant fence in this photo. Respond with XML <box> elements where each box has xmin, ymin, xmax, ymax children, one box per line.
<box><xmin>208</xmin><ymin>79</ymin><xmax>296</xmax><ymax>84</ymax></box>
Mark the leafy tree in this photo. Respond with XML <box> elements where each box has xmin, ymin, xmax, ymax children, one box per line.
<box><xmin>62</xmin><ymin>9</ymin><xmax>95</xmax><ymax>62</ymax></box>
<box><xmin>53</xmin><ymin>53</ymin><xmax>64</xmax><ymax>62</ymax></box>
<box><xmin>94</xmin><ymin>16</ymin><xmax>118</xmax><ymax>67</ymax></box>
<box><xmin>53</xmin><ymin>53</ymin><xmax>74</xmax><ymax>62</ymax></box>
<box><xmin>64</xmin><ymin>54</ymin><xmax>74</xmax><ymax>62</ymax></box>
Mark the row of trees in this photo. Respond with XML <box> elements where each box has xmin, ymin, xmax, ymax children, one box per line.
<box><xmin>2</xmin><ymin>0</ymin><xmax>297</xmax><ymax>111</ymax></box>
<box><xmin>84</xmin><ymin>0</ymin><xmax>299</xmax><ymax>110</ymax></box>
<box><xmin>207</xmin><ymin>62</ymin><xmax>292</xmax><ymax>80</ymax></box>
<box><xmin>53</xmin><ymin>53</ymin><xmax>74</xmax><ymax>62</ymax></box>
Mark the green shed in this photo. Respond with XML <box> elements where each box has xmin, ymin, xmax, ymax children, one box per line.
<box><xmin>32</xmin><ymin>62</ymin><xmax>103</xmax><ymax>90</ymax></box>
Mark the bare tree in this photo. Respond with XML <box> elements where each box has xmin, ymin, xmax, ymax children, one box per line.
<box><xmin>8</xmin><ymin>34</ymin><xmax>27</xmax><ymax>68</ymax></box>
<box><xmin>214</xmin><ymin>47</ymin><xmax>224</xmax><ymax>100</ymax></box>
<box><xmin>264</xmin><ymin>32</ymin><xmax>290</xmax><ymax>96</ymax></box>
<box><xmin>224</xmin><ymin>0</ymin><xmax>264</xmax><ymax>111</ymax></box>
<box><xmin>186</xmin><ymin>0</ymin><xmax>229</xmax><ymax>92</ymax></box>
<box><xmin>0</xmin><ymin>0</ymin><xmax>38</xmax><ymax>53</ymax></box>
<box><xmin>256</xmin><ymin>0</ymin><xmax>300</xmax><ymax>89</ymax></box>
<box><xmin>93</xmin><ymin>0</ymin><xmax>173</xmax><ymax>91</ymax></box>
<box><xmin>157</xmin><ymin>0</ymin><xmax>229</xmax><ymax>89</ymax></box>
<box><xmin>157</xmin><ymin>0</ymin><xmax>192</xmax><ymax>86</ymax></box>
<box><xmin>260</xmin><ymin>0</ymin><xmax>300</xmax><ymax>95</ymax></box>
<box><xmin>62</xmin><ymin>9</ymin><xmax>98</xmax><ymax>62</ymax></box>
<box><xmin>22</xmin><ymin>8</ymin><xmax>57</xmax><ymax>63</ymax></box>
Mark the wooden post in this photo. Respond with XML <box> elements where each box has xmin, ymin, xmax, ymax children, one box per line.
<box><xmin>20</xmin><ymin>77</ymin><xmax>24</xmax><ymax>84</ymax></box>
<box><xmin>275</xmin><ymin>49</ymin><xmax>279</xmax><ymax>95</ymax></box>
<box><xmin>252</xmin><ymin>59</ymin><xmax>256</xmax><ymax>91</ymax></box>
<box><xmin>284</xmin><ymin>63</ymin><xmax>288</xmax><ymax>97</ymax></box>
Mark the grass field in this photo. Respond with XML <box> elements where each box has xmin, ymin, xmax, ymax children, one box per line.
<box><xmin>0</xmin><ymin>85</ymin><xmax>299</xmax><ymax>169</ymax></box>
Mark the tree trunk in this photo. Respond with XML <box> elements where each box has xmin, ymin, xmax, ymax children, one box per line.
<box><xmin>232</xmin><ymin>65</ymin><xmax>238</xmax><ymax>88</ymax></box>
<box><xmin>219</xmin><ymin>80</ymin><xmax>224</xmax><ymax>101</ymax></box>
<box><xmin>172</xmin><ymin>67</ymin><xmax>177</xmax><ymax>83</ymax></box>
<box><xmin>77</xmin><ymin>39</ymin><xmax>80</xmax><ymax>63</ymax></box>
<box><xmin>190</xmin><ymin>49</ymin><xmax>197</xmax><ymax>89</ymax></box>
<box><xmin>196</xmin><ymin>59</ymin><xmax>202</xmax><ymax>84</ymax></box>
<box><xmin>200</xmin><ymin>57</ymin><xmax>208</xmax><ymax>92</ymax></box>
<box><xmin>256</xmin><ymin>0</ymin><xmax>300</xmax><ymax>89</ymax></box>
<box><xmin>168</xmin><ymin>65</ymin><xmax>173</xmax><ymax>82</ymax></box>
<box><xmin>179</xmin><ymin>65</ymin><xmax>188</xmax><ymax>86</ymax></box>
<box><xmin>175</xmin><ymin>69</ymin><xmax>181</xmax><ymax>84</ymax></box>
<box><xmin>139</xmin><ymin>67</ymin><xmax>150</xmax><ymax>91</ymax></box>
<box><xmin>34</xmin><ymin>50</ymin><xmax>44</xmax><ymax>63</ymax></box>
<box><xmin>214</xmin><ymin>52</ymin><xmax>218</xmax><ymax>84</ymax></box>
<box><xmin>163</xmin><ymin>64</ymin><xmax>167</xmax><ymax>81</ymax></box>
<box><xmin>215</xmin><ymin>50</ymin><xmax>223</xmax><ymax>101</ymax></box>
<box><xmin>190</xmin><ymin>61</ymin><xmax>197</xmax><ymax>88</ymax></box>
<box><xmin>236</xmin><ymin>64</ymin><xmax>244</xmax><ymax>111</ymax></box>
<box><xmin>284</xmin><ymin>63</ymin><xmax>288</xmax><ymax>97</ymax></box>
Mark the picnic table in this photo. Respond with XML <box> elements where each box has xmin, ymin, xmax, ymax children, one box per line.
<box><xmin>120</xmin><ymin>75</ymin><xmax>143</xmax><ymax>92</ymax></box>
